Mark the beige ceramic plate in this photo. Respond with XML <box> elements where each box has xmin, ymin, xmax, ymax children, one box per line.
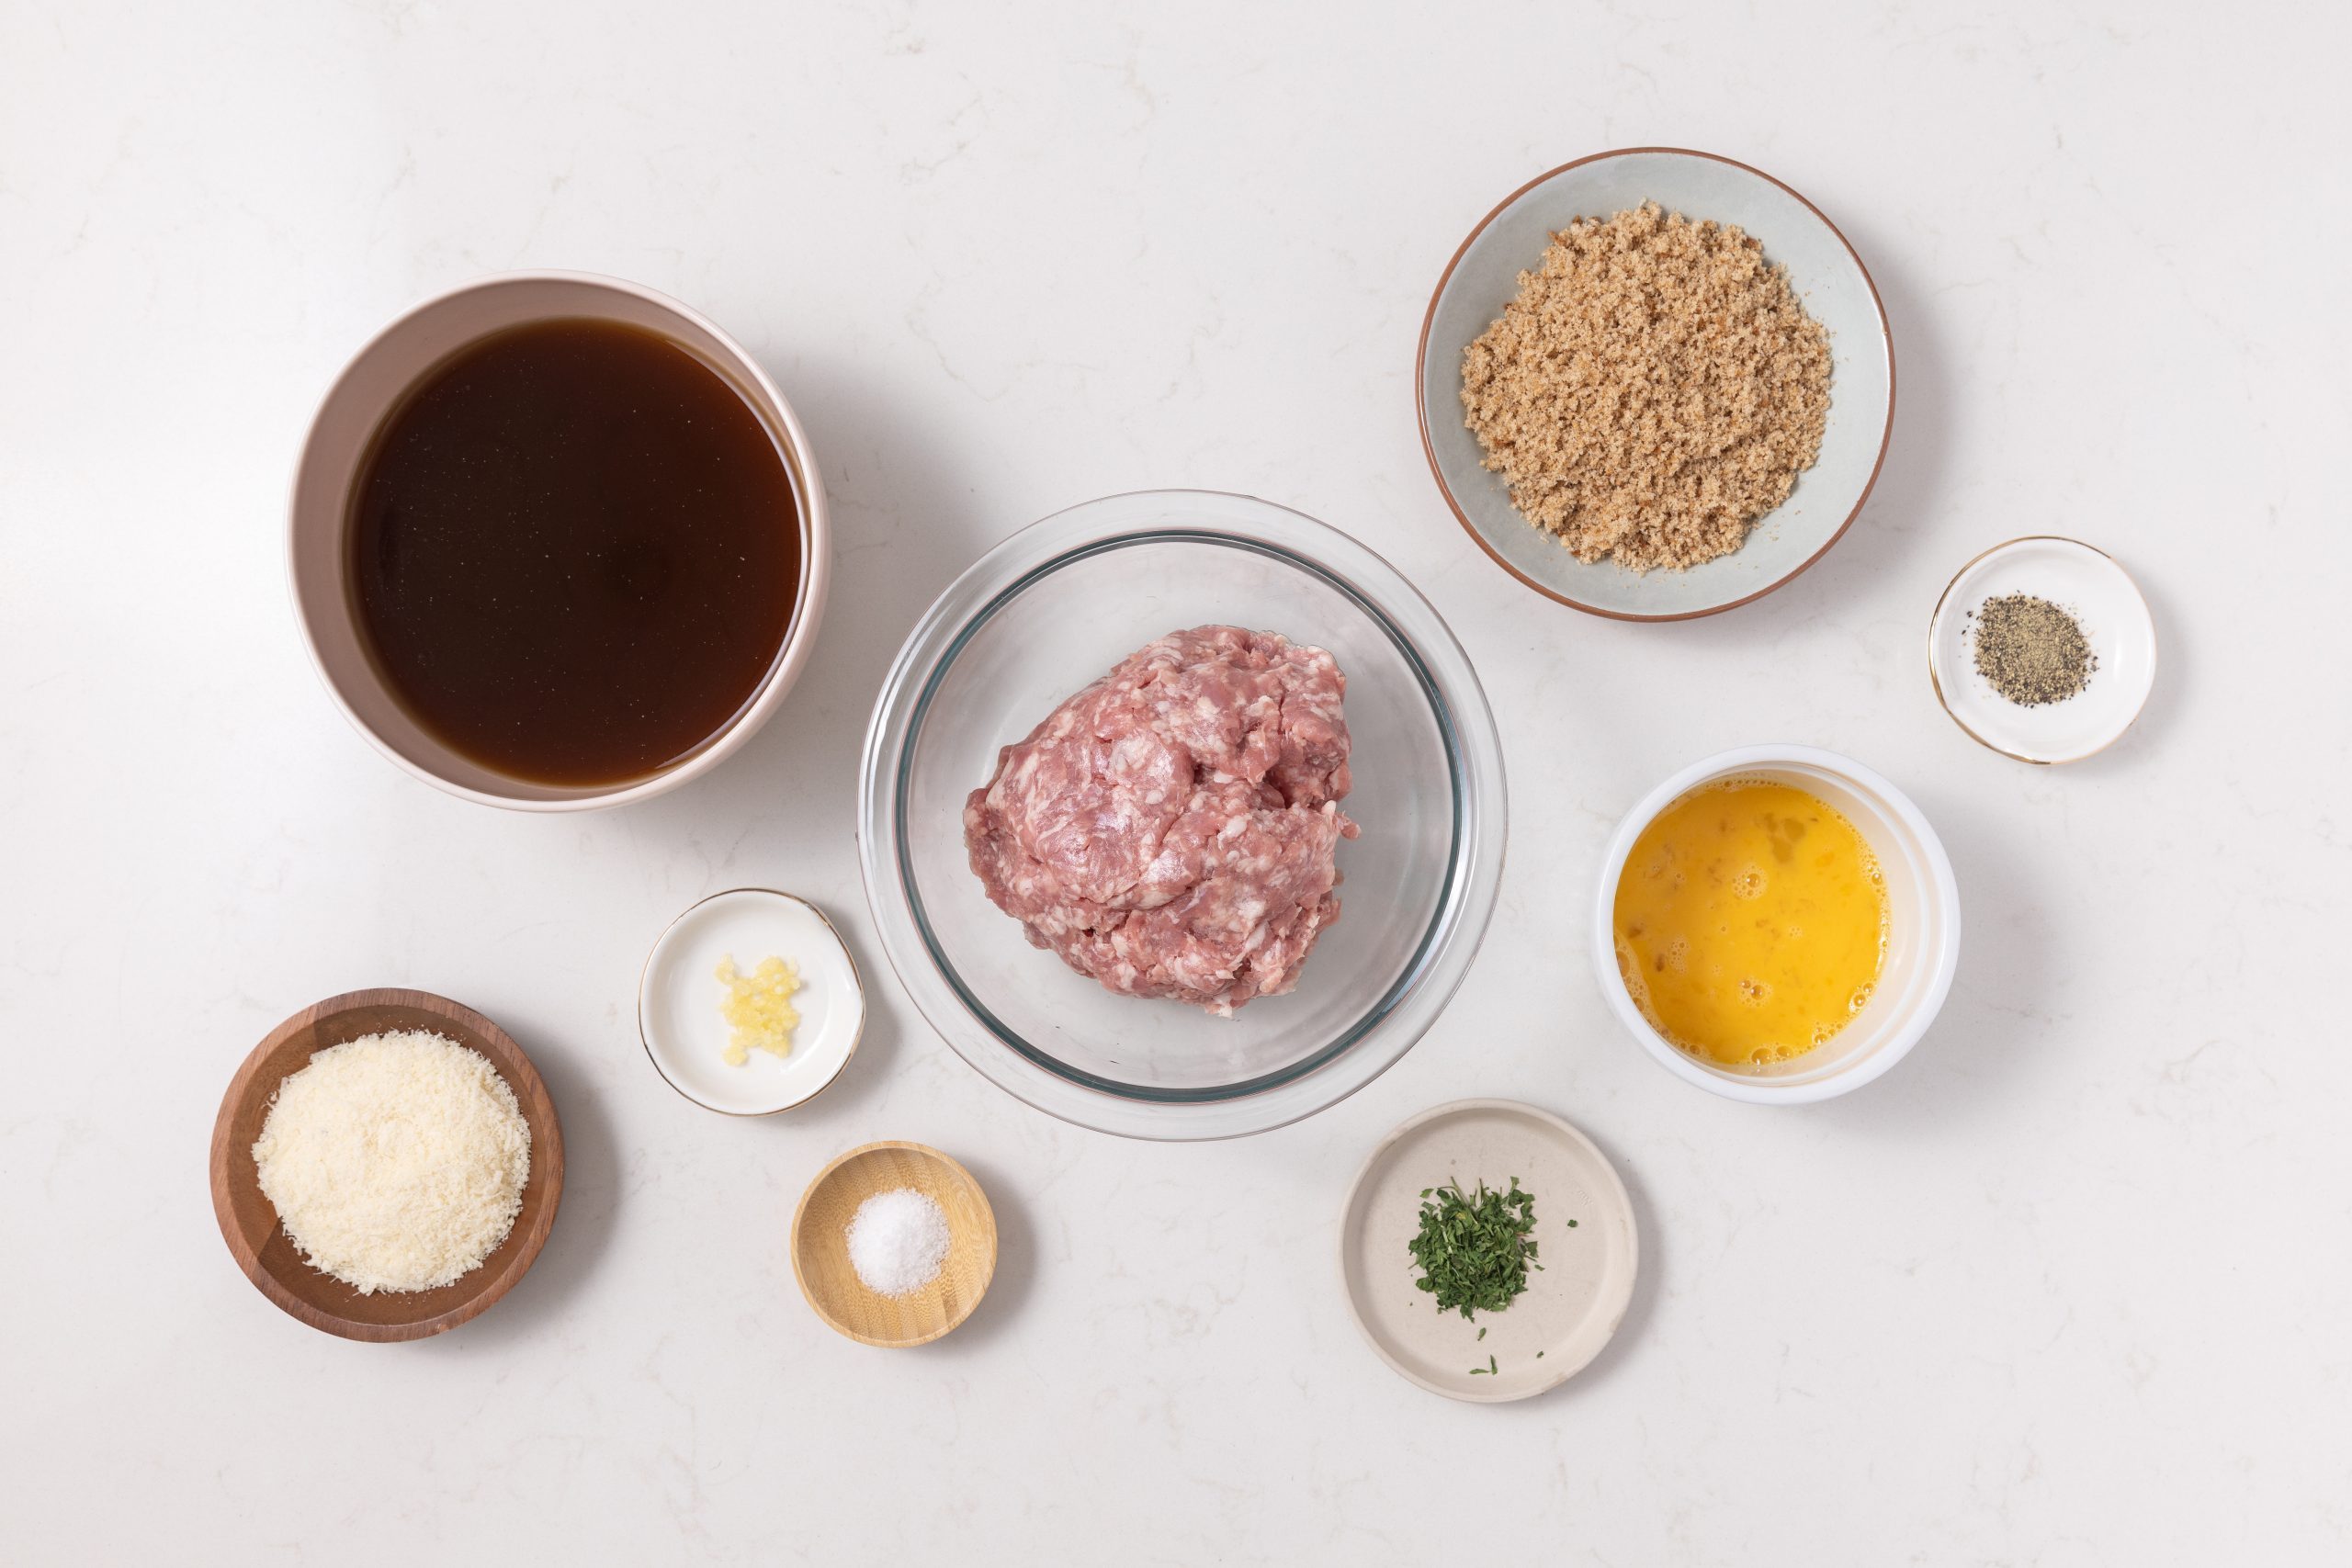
<box><xmin>1341</xmin><ymin>1100</ymin><xmax>1637</xmax><ymax>1402</ymax></box>
<box><xmin>790</xmin><ymin>1141</ymin><xmax>997</xmax><ymax>1348</ymax></box>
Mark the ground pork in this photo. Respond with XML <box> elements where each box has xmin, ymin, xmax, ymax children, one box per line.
<box><xmin>963</xmin><ymin>626</ymin><xmax>1357</xmax><ymax>1016</ymax></box>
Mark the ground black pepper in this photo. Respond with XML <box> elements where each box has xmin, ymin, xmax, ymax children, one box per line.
<box><xmin>1969</xmin><ymin>593</ymin><xmax>2096</xmax><ymax>705</ymax></box>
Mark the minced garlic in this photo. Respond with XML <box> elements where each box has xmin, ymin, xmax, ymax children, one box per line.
<box><xmin>715</xmin><ymin>953</ymin><xmax>801</xmax><ymax>1066</ymax></box>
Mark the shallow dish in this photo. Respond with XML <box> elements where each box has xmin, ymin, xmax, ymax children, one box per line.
<box><xmin>288</xmin><ymin>271</ymin><xmax>830</xmax><ymax>810</ymax></box>
<box><xmin>1591</xmin><ymin>746</ymin><xmax>1961</xmax><ymax>1102</ymax></box>
<box><xmin>639</xmin><ymin>887</ymin><xmax>865</xmax><ymax>1115</ymax></box>
<box><xmin>209</xmin><ymin>988</ymin><xmax>564</xmax><ymax>1341</ymax></box>
<box><xmin>1340</xmin><ymin>1100</ymin><xmax>1638</xmax><ymax>1403</ymax></box>
<box><xmin>790</xmin><ymin>1141</ymin><xmax>997</xmax><ymax>1348</ymax></box>
<box><xmin>1419</xmin><ymin>147</ymin><xmax>1894</xmax><ymax>620</ymax></box>
<box><xmin>858</xmin><ymin>491</ymin><xmax>1507</xmax><ymax>1141</ymax></box>
<box><xmin>1928</xmin><ymin>536</ymin><xmax>2156</xmax><ymax>763</ymax></box>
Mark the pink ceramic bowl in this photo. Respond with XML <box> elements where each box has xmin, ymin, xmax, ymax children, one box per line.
<box><xmin>288</xmin><ymin>272</ymin><xmax>829</xmax><ymax>810</ymax></box>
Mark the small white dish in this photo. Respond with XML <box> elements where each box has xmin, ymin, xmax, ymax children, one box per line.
<box><xmin>1419</xmin><ymin>147</ymin><xmax>1894</xmax><ymax>620</ymax></box>
<box><xmin>1340</xmin><ymin>1100</ymin><xmax>1638</xmax><ymax>1403</ymax></box>
<box><xmin>639</xmin><ymin>888</ymin><xmax>865</xmax><ymax>1115</ymax></box>
<box><xmin>1928</xmin><ymin>536</ymin><xmax>2156</xmax><ymax>764</ymax></box>
<box><xmin>1591</xmin><ymin>746</ymin><xmax>1962</xmax><ymax>1104</ymax></box>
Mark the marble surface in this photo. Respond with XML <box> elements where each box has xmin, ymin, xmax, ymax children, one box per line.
<box><xmin>3</xmin><ymin>2</ymin><xmax>2346</xmax><ymax>1561</ymax></box>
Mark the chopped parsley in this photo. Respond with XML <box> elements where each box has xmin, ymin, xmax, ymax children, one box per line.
<box><xmin>1409</xmin><ymin>1176</ymin><xmax>1542</xmax><ymax>1320</ymax></box>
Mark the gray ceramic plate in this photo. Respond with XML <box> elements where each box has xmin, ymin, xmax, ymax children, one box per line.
<box><xmin>1418</xmin><ymin>148</ymin><xmax>1894</xmax><ymax>620</ymax></box>
<box><xmin>1340</xmin><ymin>1099</ymin><xmax>1638</xmax><ymax>1402</ymax></box>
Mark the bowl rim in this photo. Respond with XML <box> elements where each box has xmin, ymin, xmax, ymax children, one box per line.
<box><xmin>856</xmin><ymin>490</ymin><xmax>1509</xmax><ymax>1140</ymax></box>
<box><xmin>788</xmin><ymin>1139</ymin><xmax>999</xmax><ymax>1348</ymax></box>
<box><xmin>1415</xmin><ymin>146</ymin><xmax>1897</xmax><ymax>622</ymax></box>
<box><xmin>285</xmin><ymin>269</ymin><xmax>831</xmax><ymax>812</ymax></box>
<box><xmin>209</xmin><ymin>987</ymin><xmax>565</xmax><ymax>1340</ymax></box>
<box><xmin>634</xmin><ymin>886</ymin><xmax>867</xmax><ymax>1117</ymax></box>
<box><xmin>1925</xmin><ymin>535</ymin><xmax>2158</xmax><ymax>766</ymax></box>
<box><xmin>1587</xmin><ymin>744</ymin><xmax>1962</xmax><ymax>1103</ymax></box>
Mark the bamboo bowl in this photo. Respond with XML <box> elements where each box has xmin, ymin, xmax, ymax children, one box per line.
<box><xmin>790</xmin><ymin>1141</ymin><xmax>997</xmax><ymax>1347</ymax></box>
<box><xmin>209</xmin><ymin>988</ymin><xmax>565</xmax><ymax>1341</ymax></box>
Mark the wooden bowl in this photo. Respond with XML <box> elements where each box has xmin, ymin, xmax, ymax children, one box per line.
<box><xmin>790</xmin><ymin>1141</ymin><xmax>997</xmax><ymax>1347</ymax></box>
<box><xmin>209</xmin><ymin>988</ymin><xmax>565</xmax><ymax>1342</ymax></box>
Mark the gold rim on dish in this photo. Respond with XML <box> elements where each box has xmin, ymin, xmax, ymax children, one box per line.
<box><xmin>1924</xmin><ymin>535</ymin><xmax>2156</xmax><ymax>765</ymax></box>
<box><xmin>635</xmin><ymin>886</ymin><xmax>865</xmax><ymax>1117</ymax></box>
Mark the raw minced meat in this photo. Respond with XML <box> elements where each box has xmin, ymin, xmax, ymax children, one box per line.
<box><xmin>963</xmin><ymin>626</ymin><xmax>1358</xmax><ymax>1016</ymax></box>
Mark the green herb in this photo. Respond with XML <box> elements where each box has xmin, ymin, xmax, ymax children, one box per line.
<box><xmin>1468</xmin><ymin>1354</ymin><xmax>1498</xmax><ymax>1376</ymax></box>
<box><xmin>1536</xmin><ymin>1351</ymin><xmax>1544</xmax><ymax>1359</ymax></box>
<box><xmin>1408</xmin><ymin>1176</ymin><xmax>1542</xmax><ymax>1320</ymax></box>
<box><xmin>1476</xmin><ymin>1326</ymin><xmax>1487</xmax><ymax>1341</ymax></box>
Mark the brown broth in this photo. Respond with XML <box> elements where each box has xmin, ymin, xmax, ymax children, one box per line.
<box><xmin>348</xmin><ymin>319</ymin><xmax>800</xmax><ymax>786</ymax></box>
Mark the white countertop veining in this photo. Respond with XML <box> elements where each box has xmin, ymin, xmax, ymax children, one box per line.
<box><xmin>4</xmin><ymin>2</ymin><xmax>2346</xmax><ymax>1561</ymax></box>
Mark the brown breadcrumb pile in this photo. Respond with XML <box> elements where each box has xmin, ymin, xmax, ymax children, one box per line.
<box><xmin>1460</xmin><ymin>202</ymin><xmax>1833</xmax><ymax>572</ymax></box>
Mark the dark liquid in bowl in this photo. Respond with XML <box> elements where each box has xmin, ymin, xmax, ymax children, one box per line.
<box><xmin>348</xmin><ymin>318</ymin><xmax>801</xmax><ymax>786</ymax></box>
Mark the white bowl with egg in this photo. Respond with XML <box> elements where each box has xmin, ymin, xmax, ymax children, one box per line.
<box><xmin>1590</xmin><ymin>745</ymin><xmax>1961</xmax><ymax>1103</ymax></box>
<box><xmin>638</xmin><ymin>888</ymin><xmax>865</xmax><ymax>1115</ymax></box>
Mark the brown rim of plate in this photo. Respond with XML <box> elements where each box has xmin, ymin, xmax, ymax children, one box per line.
<box><xmin>1415</xmin><ymin>146</ymin><xmax>1898</xmax><ymax>622</ymax></box>
<box><xmin>209</xmin><ymin>988</ymin><xmax>564</xmax><ymax>1342</ymax></box>
<box><xmin>1925</xmin><ymin>535</ymin><xmax>2155</xmax><ymax>766</ymax></box>
<box><xmin>635</xmin><ymin>886</ymin><xmax>866</xmax><ymax>1117</ymax></box>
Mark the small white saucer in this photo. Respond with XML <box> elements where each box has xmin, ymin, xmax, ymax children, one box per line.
<box><xmin>1340</xmin><ymin>1100</ymin><xmax>1638</xmax><ymax>1403</ymax></box>
<box><xmin>1928</xmin><ymin>536</ymin><xmax>2156</xmax><ymax>764</ymax></box>
<box><xmin>639</xmin><ymin>888</ymin><xmax>865</xmax><ymax>1115</ymax></box>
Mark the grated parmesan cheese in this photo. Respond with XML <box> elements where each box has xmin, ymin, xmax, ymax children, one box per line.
<box><xmin>251</xmin><ymin>1029</ymin><xmax>531</xmax><ymax>1295</ymax></box>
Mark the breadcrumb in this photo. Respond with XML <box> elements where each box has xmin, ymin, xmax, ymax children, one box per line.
<box><xmin>1460</xmin><ymin>202</ymin><xmax>1832</xmax><ymax>572</ymax></box>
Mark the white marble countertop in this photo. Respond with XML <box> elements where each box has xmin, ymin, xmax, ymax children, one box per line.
<box><xmin>5</xmin><ymin>2</ymin><xmax>2346</xmax><ymax>1561</ymax></box>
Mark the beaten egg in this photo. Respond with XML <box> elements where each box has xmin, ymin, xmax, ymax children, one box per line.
<box><xmin>1611</xmin><ymin>779</ymin><xmax>1887</xmax><ymax>1068</ymax></box>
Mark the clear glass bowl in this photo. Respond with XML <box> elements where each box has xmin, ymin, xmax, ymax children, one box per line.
<box><xmin>858</xmin><ymin>491</ymin><xmax>1506</xmax><ymax>1139</ymax></box>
